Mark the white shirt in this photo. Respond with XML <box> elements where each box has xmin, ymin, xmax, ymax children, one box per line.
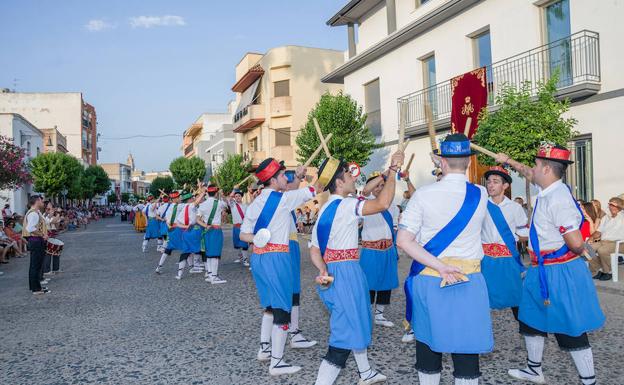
<box><xmin>229</xmin><ymin>200</ymin><xmax>247</xmax><ymax>225</ymax></box>
<box><xmin>175</xmin><ymin>203</ymin><xmax>198</xmax><ymax>226</ymax></box>
<box><xmin>163</xmin><ymin>203</ymin><xmax>182</xmax><ymax>226</ymax></box>
<box><xmin>598</xmin><ymin>211</ymin><xmax>624</xmax><ymax>241</ymax></box>
<box><xmin>133</xmin><ymin>204</ymin><xmax>145</xmax><ymax>212</ymax></box>
<box><xmin>197</xmin><ymin>197</ymin><xmax>228</xmax><ymax>226</ymax></box>
<box><xmin>312</xmin><ymin>195</ymin><xmax>364</xmax><ymax>250</ymax></box>
<box><xmin>361</xmin><ymin>194</ymin><xmax>399</xmax><ymax>241</ymax></box>
<box><xmin>157</xmin><ymin>203</ymin><xmax>172</xmax><ymax>221</ymax></box>
<box><xmin>399</xmin><ymin>174</ymin><xmax>488</xmax><ymax>260</ymax></box>
<box><xmin>241</xmin><ymin>187</ymin><xmax>315</xmax><ymax>246</ymax></box>
<box><xmin>529</xmin><ymin>180</ymin><xmax>582</xmax><ymax>252</ymax></box>
<box><xmin>26</xmin><ymin>210</ymin><xmax>42</xmax><ymax>233</ymax></box>
<box><xmin>482</xmin><ymin>196</ymin><xmax>528</xmax><ymax>243</ymax></box>
<box><xmin>143</xmin><ymin>203</ymin><xmax>159</xmax><ymax>218</ymax></box>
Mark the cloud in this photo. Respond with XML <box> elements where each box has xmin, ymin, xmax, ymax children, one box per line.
<box><xmin>129</xmin><ymin>15</ymin><xmax>186</xmax><ymax>29</ymax></box>
<box><xmin>85</xmin><ymin>19</ymin><xmax>115</xmax><ymax>32</ymax></box>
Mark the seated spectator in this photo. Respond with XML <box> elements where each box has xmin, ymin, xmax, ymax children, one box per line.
<box><xmin>4</xmin><ymin>220</ymin><xmax>27</xmax><ymax>254</ymax></box>
<box><xmin>580</xmin><ymin>202</ymin><xmax>597</xmax><ymax>240</ymax></box>
<box><xmin>2</xmin><ymin>203</ymin><xmax>14</xmax><ymax>221</ymax></box>
<box><xmin>591</xmin><ymin>199</ymin><xmax>606</xmax><ymax>229</ymax></box>
<box><xmin>589</xmin><ymin>197</ymin><xmax>624</xmax><ymax>280</ymax></box>
<box><xmin>0</xmin><ymin>220</ymin><xmax>25</xmax><ymax>258</ymax></box>
<box><xmin>295</xmin><ymin>208</ymin><xmax>306</xmax><ymax>233</ymax></box>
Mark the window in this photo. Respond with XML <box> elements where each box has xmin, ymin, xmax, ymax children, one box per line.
<box><xmin>274</xmin><ymin>80</ymin><xmax>290</xmax><ymax>97</ymax></box>
<box><xmin>364</xmin><ymin>79</ymin><xmax>381</xmax><ymax>137</ymax></box>
<box><xmin>473</xmin><ymin>30</ymin><xmax>493</xmax><ymax>102</ymax></box>
<box><xmin>249</xmin><ymin>137</ymin><xmax>258</xmax><ymax>152</ymax></box>
<box><xmin>422</xmin><ymin>55</ymin><xmax>437</xmax><ymax>116</ymax></box>
<box><xmin>545</xmin><ymin>0</ymin><xmax>572</xmax><ymax>86</ymax></box>
<box><xmin>567</xmin><ymin>137</ymin><xmax>593</xmax><ymax>201</ymax></box>
<box><xmin>415</xmin><ymin>0</ymin><xmax>431</xmax><ymax>8</ymax></box>
<box><xmin>275</xmin><ymin>128</ymin><xmax>291</xmax><ymax>146</ymax></box>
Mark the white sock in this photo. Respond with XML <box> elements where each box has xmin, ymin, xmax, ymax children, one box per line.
<box><xmin>158</xmin><ymin>253</ymin><xmax>168</xmax><ymax>267</ymax></box>
<box><xmin>418</xmin><ymin>372</ymin><xmax>441</xmax><ymax>385</ymax></box>
<box><xmin>570</xmin><ymin>348</ymin><xmax>595</xmax><ymax>385</ymax></box>
<box><xmin>353</xmin><ymin>349</ymin><xmax>372</xmax><ymax>379</ymax></box>
<box><xmin>211</xmin><ymin>259</ymin><xmax>219</xmax><ymax>276</ymax></box>
<box><xmin>314</xmin><ymin>359</ymin><xmax>341</xmax><ymax>385</ymax></box>
<box><xmin>163</xmin><ymin>241</ymin><xmax>168</xmax><ymax>249</ymax></box>
<box><xmin>270</xmin><ymin>324</ymin><xmax>288</xmax><ymax>367</ymax></box>
<box><xmin>260</xmin><ymin>312</ymin><xmax>273</xmax><ymax>345</ymax></box>
<box><xmin>241</xmin><ymin>249</ymin><xmax>248</xmax><ymax>259</ymax></box>
<box><xmin>524</xmin><ymin>335</ymin><xmax>545</xmax><ymax>375</ymax></box>
<box><xmin>290</xmin><ymin>305</ymin><xmax>300</xmax><ymax>331</ymax></box>
<box><xmin>375</xmin><ymin>304</ymin><xmax>385</xmax><ymax>318</ymax></box>
<box><xmin>177</xmin><ymin>260</ymin><xmax>186</xmax><ymax>277</ymax></box>
<box><xmin>157</xmin><ymin>239</ymin><xmax>163</xmax><ymax>246</ymax></box>
<box><xmin>204</xmin><ymin>261</ymin><xmax>211</xmax><ymax>274</ymax></box>
<box><xmin>142</xmin><ymin>240</ymin><xmax>148</xmax><ymax>249</ymax></box>
<box><xmin>455</xmin><ymin>378</ymin><xmax>478</xmax><ymax>385</ymax></box>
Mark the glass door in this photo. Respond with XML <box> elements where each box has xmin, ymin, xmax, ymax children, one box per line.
<box><xmin>546</xmin><ymin>0</ymin><xmax>572</xmax><ymax>86</ymax></box>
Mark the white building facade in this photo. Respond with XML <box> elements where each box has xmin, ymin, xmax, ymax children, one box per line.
<box><xmin>0</xmin><ymin>113</ymin><xmax>43</xmax><ymax>215</ymax></box>
<box><xmin>323</xmin><ymin>0</ymin><xmax>623</xmax><ymax>204</ymax></box>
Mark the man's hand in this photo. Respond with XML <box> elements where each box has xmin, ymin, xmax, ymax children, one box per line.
<box><xmin>295</xmin><ymin>165</ymin><xmax>306</xmax><ymax>180</ymax></box>
<box><xmin>402</xmin><ymin>170</ymin><xmax>410</xmax><ymax>180</ymax></box>
<box><xmin>315</xmin><ymin>269</ymin><xmax>329</xmax><ymax>285</ymax></box>
<box><xmin>430</xmin><ymin>152</ymin><xmax>441</xmax><ymax>168</ymax></box>
<box><xmin>495</xmin><ymin>153</ymin><xmax>510</xmax><ymax>164</ymax></box>
<box><xmin>390</xmin><ymin>150</ymin><xmax>405</xmax><ymax>168</ymax></box>
<box><xmin>436</xmin><ymin>263</ymin><xmax>462</xmax><ymax>284</ymax></box>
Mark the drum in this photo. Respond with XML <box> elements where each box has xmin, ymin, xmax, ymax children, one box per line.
<box><xmin>46</xmin><ymin>238</ymin><xmax>64</xmax><ymax>256</ymax></box>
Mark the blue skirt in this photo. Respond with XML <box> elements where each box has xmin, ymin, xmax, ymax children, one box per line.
<box><xmin>167</xmin><ymin>228</ymin><xmax>184</xmax><ymax>251</ymax></box>
<box><xmin>317</xmin><ymin>260</ymin><xmax>372</xmax><ymax>350</ymax></box>
<box><xmin>518</xmin><ymin>258</ymin><xmax>605</xmax><ymax>336</ymax></box>
<box><xmin>203</xmin><ymin>228</ymin><xmax>223</xmax><ymax>257</ymax></box>
<box><xmin>359</xmin><ymin>246</ymin><xmax>399</xmax><ymax>291</ymax></box>
<box><xmin>160</xmin><ymin>221</ymin><xmax>169</xmax><ymax>238</ymax></box>
<box><xmin>290</xmin><ymin>239</ymin><xmax>301</xmax><ymax>295</ymax></box>
<box><xmin>410</xmin><ymin>273</ymin><xmax>493</xmax><ymax>354</ymax></box>
<box><xmin>251</xmin><ymin>251</ymin><xmax>293</xmax><ymax>312</ymax></box>
<box><xmin>144</xmin><ymin>218</ymin><xmax>161</xmax><ymax>240</ymax></box>
<box><xmin>232</xmin><ymin>226</ymin><xmax>248</xmax><ymax>250</ymax></box>
<box><xmin>182</xmin><ymin>225</ymin><xmax>202</xmax><ymax>254</ymax></box>
<box><xmin>481</xmin><ymin>255</ymin><xmax>524</xmax><ymax>309</ymax></box>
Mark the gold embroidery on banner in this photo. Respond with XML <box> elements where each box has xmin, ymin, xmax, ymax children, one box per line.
<box><xmin>451</xmin><ymin>74</ymin><xmax>464</xmax><ymax>93</ymax></box>
<box><xmin>470</xmin><ymin>67</ymin><xmax>486</xmax><ymax>88</ymax></box>
<box><xmin>461</xmin><ymin>96</ymin><xmax>475</xmax><ymax>116</ymax></box>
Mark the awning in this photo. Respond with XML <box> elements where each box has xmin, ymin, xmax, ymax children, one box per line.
<box><xmin>234</xmin><ymin>78</ymin><xmax>261</xmax><ymax>118</ymax></box>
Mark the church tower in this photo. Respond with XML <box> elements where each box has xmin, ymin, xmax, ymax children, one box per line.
<box><xmin>127</xmin><ymin>152</ymin><xmax>135</xmax><ymax>172</ymax></box>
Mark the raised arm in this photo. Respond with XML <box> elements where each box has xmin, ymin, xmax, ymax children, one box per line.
<box><xmin>362</xmin><ymin>151</ymin><xmax>404</xmax><ymax>216</ymax></box>
<box><xmin>495</xmin><ymin>153</ymin><xmax>534</xmax><ymax>183</ymax></box>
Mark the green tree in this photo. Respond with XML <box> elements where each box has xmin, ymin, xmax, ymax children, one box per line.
<box><xmin>169</xmin><ymin>156</ymin><xmax>206</xmax><ymax>188</ymax></box>
<box><xmin>120</xmin><ymin>192</ymin><xmax>131</xmax><ymax>203</ymax></box>
<box><xmin>106</xmin><ymin>191</ymin><xmax>118</xmax><ymax>204</ymax></box>
<box><xmin>212</xmin><ymin>154</ymin><xmax>252</xmax><ymax>194</ymax></box>
<box><xmin>84</xmin><ymin>165</ymin><xmax>111</xmax><ymax>196</ymax></box>
<box><xmin>473</xmin><ymin>75</ymin><xmax>577</xmax><ymax>212</ymax></box>
<box><xmin>149</xmin><ymin>176</ymin><xmax>175</xmax><ymax>197</ymax></box>
<box><xmin>30</xmin><ymin>152</ymin><xmax>83</xmax><ymax>198</ymax></box>
<box><xmin>295</xmin><ymin>92</ymin><xmax>380</xmax><ymax>168</ymax></box>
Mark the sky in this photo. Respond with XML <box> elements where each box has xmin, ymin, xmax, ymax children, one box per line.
<box><xmin>1</xmin><ymin>0</ymin><xmax>346</xmax><ymax>171</ymax></box>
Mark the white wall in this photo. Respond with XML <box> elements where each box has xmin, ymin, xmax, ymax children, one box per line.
<box><xmin>0</xmin><ymin>93</ymin><xmax>83</xmax><ymax>161</ymax></box>
<box><xmin>340</xmin><ymin>0</ymin><xmax>624</xmax><ymax>201</ymax></box>
<box><xmin>0</xmin><ymin>114</ymin><xmax>44</xmax><ymax>215</ymax></box>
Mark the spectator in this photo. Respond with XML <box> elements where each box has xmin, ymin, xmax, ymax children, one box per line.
<box><xmin>580</xmin><ymin>202</ymin><xmax>597</xmax><ymax>240</ymax></box>
<box><xmin>591</xmin><ymin>199</ymin><xmax>607</xmax><ymax>229</ymax></box>
<box><xmin>296</xmin><ymin>208</ymin><xmax>306</xmax><ymax>233</ymax></box>
<box><xmin>588</xmin><ymin>197</ymin><xmax>624</xmax><ymax>280</ymax></box>
<box><xmin>0</xmin><ymin>219</ymin><xmax>25</xmax><ymax>258</ymax></box>
<box><xmin>4</xmin><ymin>220</ymin><xmax>27</xmax><ymax>254</ymax></box>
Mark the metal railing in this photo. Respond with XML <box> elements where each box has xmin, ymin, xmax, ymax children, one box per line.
<box><xmin>397</xmin><ymin>30</ymin><xmax>600</xmax><ymax>128</ymax></box>
<box><xmin>184</xmin><ymin>143</ymin><xmax>194</xmax><ymax>155</ymax></box>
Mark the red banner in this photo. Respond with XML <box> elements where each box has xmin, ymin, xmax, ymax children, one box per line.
<box><xmin>450</xmin><ymin>67</ymin><xmax>487</xmax><ymax>139</ymax></box>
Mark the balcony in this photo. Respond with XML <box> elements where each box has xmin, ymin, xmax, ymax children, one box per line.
<box><xmin>270</xmin><ymin>146</ymin><xmax>293</xmax><ymax>163</ymax></box>
<box><xmin>271</xmin><ymin>96</ymin><xmax>292</xmax><ymax>117</ymax></box>
<box><xmin>184</xmin><ymin>143</ymin><xmax>195</xmax><ymax>157</ymax></box>
<box><xmin>233</xmin><ymin>104</ymin><xmax>265</xmax><ymax>133</ymax></box>
<box><xmin>397</xmin><ymin>30</ymin><xmax>601</xmax><ymax>135</ymax></box>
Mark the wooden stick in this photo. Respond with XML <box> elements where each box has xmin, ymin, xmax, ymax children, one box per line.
<box><xmin>463</xmin><ymin>117</ymin><xmax>472</xmax><ymax>137</ymax></box>
<box><xmin>398</xmin><ymin>102</ymin><xmax>406</xmax><ymax>151</ymax></box>
<box><xmin>470</xmin><ymin>143</ymin><xmax>497</xmax><ymax>158</ymax></box>
<box><xmin>303</xmin><ymin>132</ymin><xmax>334</xmax><ymax>167</ymax></box>
<box><xmin>425</xmin><ymin>104</ymin><xmax>437</xmax><ymax>152</ymax></box>
<box><xmin>234</xmin><ymin>174</ymin><xmax>256</xmax><ymax>189</ymax></box>
<box><xmin>405</xmin><ymin>153</ymin><xmax>415</xmax><ymax>170</ymax></box>
<box><xmin>401</xmin><ymin>137</ymin><xmax>411</xmax><ymax>151</ymax></box>
<box><xmin>158</xmin><ymin>189</ymin><xmax>168</xmax><ymax>197</ymax></box>
<box><xmin>313</xmin><ymin>118</ymin><xmax>331</xmax><ymax>158</ymax></box>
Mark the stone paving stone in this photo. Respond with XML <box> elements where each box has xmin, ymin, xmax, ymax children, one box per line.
<box><xmin>1</xmin><ymin>217</ymin><xmax>622</xmax><ymax>384</ymax></box>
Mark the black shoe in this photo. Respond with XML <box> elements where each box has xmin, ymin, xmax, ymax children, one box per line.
<box><xmin>599</xmin><ymin>273</ymin><xmax>612</xmax><ymax>281</ymax></box>
<box><xmin>618</xmin><ymin>256</ymin><xmax>624</xmax><ymax>265</ymax></box>
<box><xmin>592</xmin><ymin>272</ymin><xmax>604</xmax><ymax>280</ymax></box>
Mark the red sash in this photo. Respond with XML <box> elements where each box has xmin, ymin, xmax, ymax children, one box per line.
<box><xmin>184</xmin><ymin>205</ymin><xmax>189</xmax><ymax>226</ymax></box>
<box><xmin>235</xmin><ymin>203</ymin><xmax>245</xmax><ymax>221</ymax></box>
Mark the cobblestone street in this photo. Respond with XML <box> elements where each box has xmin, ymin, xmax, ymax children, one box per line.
<box><xmin>1</xmin><ymin>218</ymin><xmax>623</xmax><ymax>385</ymax></box>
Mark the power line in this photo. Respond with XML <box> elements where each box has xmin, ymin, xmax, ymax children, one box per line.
<box><xmin>99</xmin><ymin>134</ymin><xmax>182</xmax><ymax>140</ymax></box>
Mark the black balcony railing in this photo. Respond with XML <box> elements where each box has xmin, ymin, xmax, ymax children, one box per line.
<box><xmin>184</xmin><ymin>143</ymin><xmax>194</xmax><ymax>155</ymax></box>
<box><xmin>397</xmin><ymin>30</ymin><xmax>600</xmax><ymax>129</ymax></box>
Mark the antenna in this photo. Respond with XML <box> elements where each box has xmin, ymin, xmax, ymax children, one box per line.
<box><xmin>12</xmin><ymin>78</ymin><xmax>19</xmax><ymax>92</ymax></box>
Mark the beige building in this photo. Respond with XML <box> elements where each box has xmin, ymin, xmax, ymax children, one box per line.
<box><xmin>323</xmin><ymin>0</ymin><xmax>624</xmax><ymax>204</ymax></box>
<box><xmin>40</xmin><ymin>126</ymin><xmax>68</xmax><ymax>154</ymax></box>
<box><xmin>0</xmin><ymin>91</ymin><xmax>98</xmax><ymax>165</ymax></box>
<box><xmin>232</xmin><ymin>46</ymin><xmax>344</xmax><ymax>168</ymax></box>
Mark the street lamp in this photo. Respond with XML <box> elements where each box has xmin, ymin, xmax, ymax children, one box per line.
<box><xmin>61</xmin><ymin>188</ymin><xmax>68</xmax><ymax>208</ymax></box>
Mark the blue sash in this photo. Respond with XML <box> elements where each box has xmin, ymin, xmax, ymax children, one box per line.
<box><xmin>253</xmin><ymin>191</ymin><xmax>283</xmax><ymax>235</ymax></box>
<box><xmin>144</xmin><ymin>204</ymin><xmax>149</xmax><ymax>216</ymax></box>
<box><xmin>162</xmin><ymin>203</ymin><xmax>171</xmax><ymax>220</ymax></box>
<box><xmin>486</xmin><ymin>201</ymin><xmax>525</xmax><ymax>270</ymax></box>
<box><xmin>291</xmin><ymin>211</ymin><xmax>297</xmax><ymax>226</ymax></box>
<box><xmin>380</xmin><ymin>210</ymin><xmax>396</xmax><ymax>243</ymax></box>
<box><xmin>404</xmin><ymin>182</ymin><xmax>481</xmax><ymax>322</ymax></box>
<box><xmin>317</xmin><ymin>199</ymin><xmax>342</xmax><ymax>256</ymax></box>
<box><xmin>529</xmin><ymin>184</ymin><xmax>583</xmax><ymax>304</ymax></box>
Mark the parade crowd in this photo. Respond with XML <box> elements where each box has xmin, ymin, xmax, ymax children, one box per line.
<box><xmin>121</xmin><ymin>133</ymin><xmax>623</xmax><ymax>385</ymax></box>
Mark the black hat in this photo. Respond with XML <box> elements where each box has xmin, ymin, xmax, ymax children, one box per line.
<box><xmin>317</xmin><ymin>158</ymin><xmax>346</xmax><ymax>191</ymax></box>
<box><xmin>255</xmin><ymin>158</ymin><xmax>286</xmax><ymax>183</ymax></box>
<box><xmin>484</xmin><ymin>166</ymin><xmax>512</xmax><ymax>184</ymax></box>
<box><xmin>439</xmin><ymin>133</ymin><xmax>475</xmax><ymax>158</ymax></box>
